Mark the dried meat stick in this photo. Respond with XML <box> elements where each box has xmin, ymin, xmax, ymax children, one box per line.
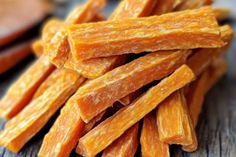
<box><xmin>213</xmin><ymin>8</ymin><xmax>230</xmax><ymax>21</ymax></box>
<box><xmin>0</xmin><ymin>56</ymin><xmax>55</xmax><ymax>119</ymax></box>
<box><xmin>68</xmin><ymin>7</ymin><xmax>223</xmax><ymax>60</ymax></box>
<box><xmin>71</xmin><ymin>50</ymin><xmax>189</xmax><ymax>122</ymax></box>
<box><xmin>140</xmin><ymin>113</ymin><xmax>169</xmax><ymax>157</ymax></box>
<box><xmin>176</xmin><ymin>0</ymin><xmax>213</xmax><ymax>10</ymax></box>
<box><xmin>187</xmin><ymin>25</ymin><xmax>233</xmax><ymax>77</ymax></box>
<box><xmin>186</xmin><ymin>58</ymin><xmax>228</xmax><ymax>127</ymax></box>
<box><xmin>102</xmin><ymin>123</ymin><xmax>139</xmax><ymax>157</ymax></box>
<box><xmin>46</xmin><ymin>0</ymin><xmax>106</xmax><ymax>67</ymax></box>
<box><xmin>0</xmin><ymin>41</ymin><xmax>32</xmax><ymax>74</ymax></box>
<box><xmin>152</xmin><ymin>0</ymin><xmax>183</xmax><ymax>15</ymax></box>
<box><xmin>64</xmin><ymin>0</ymin><xmax>158</xmax><ymax>79</ymax></box>
<box><xmin>156</xmin><ymin>90</ymin><xmax>198</xmax><ymax>152</ymax></box>
<box><xmin>38</xmin><ymin>100</ymin><xmax>85</xmax><ymax>157</ymax></box>
<box><xmin>32</xmin><ymin>39</ymin><xmax>43</xmax><ymax>56</ymax></box>
<box><xmin>77</xmin><ymin>65</ymin><xmax>195</xmax><ymax>157</ymax></box>
<box><xmin>0</xmin><ymin>69</ymin><xmax>85</xmax><ymax>153</ymax></box>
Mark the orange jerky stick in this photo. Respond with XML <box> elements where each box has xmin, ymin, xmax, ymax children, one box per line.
<box><xmin>46</xmin><ymin>0</ymin><xmax>106</xmax><ymax>67</ymax></box>
<box><xmin>64</xmin><ymin>0</ymin><xmax>158</xmax><ymax>79</ymax></box>
<box><xmin>0</xmin><ymin>41</ymin><xmax>32</xmax><ymax>74</ymax></box>
<box><xmin>141</xmin><ymin>113</ymin><xmax>169</xmax><ymax>157</ymax></box>
<box><xmin>77</xmin><ymin>65</ymin><xmax>195</xmax><ymax>156</ymax></box>
<box><xmin>187</xmin><ymin>25</ymin><xmax>233</xmax><ymax>76</ymax></box>
<box><xmin>32</xmin><ymin>39</ymin><xmax>43</xmax><ymax>56</ymax></box>
<box><xmin>156</xmin><ymin>90</ymin><xmax>198</xmax><ymax>151</ymax></box>
<box><xmin>152</xmin><ymin>0</ymin><xmax>183</xmax><ymax>15</ymax></box>
<box><xmin>187</xmin><ymin>58</ymin><xmax>228</xmax><ymax>127</ymax></box>
<box><xmin>102</xmin><ymin>123</ymin><xmax>139</xmax><ymax>157</ymax></box>
<box><xmin>38</xmin><ymin>100</ymin><xmax>85</xmax><ymax>157</ymax></box>
<box><xmin>176</xmin><ymin>0</ymin><xmax>213</xmax><ymax>10</ymax></box>
<box><xmin>0</xmin><ymin>56</ymin><xmax>55</xmax><ymax>119</ymax></box>
<box><xmin>68</xmin><ymin>7</ymin><xmax>223</xmax><ymax>60</ymax></box>
<box><xmin>71</xmin><ymin>50</ymin><xmax>189</xmax><ymax>122</ymax></box>
<box><xmin>0</xmin><ymin>69</ymin><xmax>85</xmax><ymax>153</ymax></box>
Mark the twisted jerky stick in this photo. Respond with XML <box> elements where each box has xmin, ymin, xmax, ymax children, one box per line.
<box><xmin>0</xmin><ymin>41</ymin><xmax>32</xmax><ymax>74</ymax></box>
<box><xmin>77</xmin><ymin>65</ymin><xmax>195</xmax><ymax>156</ymax></box>
<box><xmin>68</xmin><ymin>7</ymin><xmax>223</xmax><ymax>60</ymax></box>
<box><xmin>156</xmin><ymin>90</ymin><xmax>198</xmax><ymax>152</ymax></box>
<box><xmin>64</xmin><ymin>0</ymin><xmax>158</xmax><ymax>79</ymax></box>
<box><xmin>0</xmin><ymin>56</ymin><xmax>55</xmax><ymax>119</ymax></box>
<box><xmin>71</xmin><ymin>50</ymin><xmax>189</xmax><ymax>122</ymax></box>
<box><xmin>141</xmin><ymin>113</ymin><xmax>169</xmax><ymax>157</ymax></box>
<box><xmin>102</xmin><ymin>123</ymin><xmax>139</xmax><ymax>157</ymax></box>
<box><xmin>0</xmin><ymin>69</ymin><xmax>85</xmax><ymax>153</ymax></box>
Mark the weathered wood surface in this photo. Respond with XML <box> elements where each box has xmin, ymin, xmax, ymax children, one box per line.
<box><xmin>0</xmin><ymin>0</ymin><xmax>236</xmax><ymax>156</ymax></box>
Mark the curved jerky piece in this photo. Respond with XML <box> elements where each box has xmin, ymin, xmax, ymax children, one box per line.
<box><xmin>187</xmin><ymin>25</ymin><xmax>233</xmax><ymax>76</ymax></box>
<box><xmin>0</xmin><ymin>56</ymin><xmax>55</xmax><ymax>119</ymax></box>
<box><xmin>67</xmin><ymin>7</ymin><xmax>223</xmax><ymax>60</ymax></box>
<box><xmin>32</xmin><ymin>39</ymin><xmax>43</xmax><ymax>56</ymax></box>
<box><xmin>64</xmin><ymin>0</ymin><xmax>157</xmax><ymax>79</ymax></box>
<box><xmin>71</xmin><ymin>50</ymin><xmax>189</xmax><ymax>122</ymax></box>
<box><xmin>0</xmin><ymin>40</ymin><xmax>32</xmax><ymax>74</ymax></box>
<box><xmin>0</xmin><ymin>69</ymin><xmax>85</xmax><ymax>153</ymax></box>
<box><xmin>141</xmin><ymin>113</ymin><xmax>169</xmax><ymax>157</ymax></box>
<box><xmin>77</xmin><ymin>65</ymin><xmax>195</xmax><ymax>157</ymax></box>
<box><xmin>46</xmin><ymin>0</ymin><xmax>107</xmax><ymax>67</ymax></box>
<box><xmin>175</xmin><ymin>0</ymin><xmax>213</xmax><ymax>10</ymax></box>
<box><xmin>156</xmin><ymin>90</ymin><xmax>198</xmax><ymax>152</ymax></box>
<box><xmin>102</xmin><ymin>123</ymin><xmax>139</xmax><ymax>157</ymax></box>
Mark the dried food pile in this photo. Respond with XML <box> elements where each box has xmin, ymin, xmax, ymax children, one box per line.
<box><xmin>0</xmin><ymin>0</ymin><xmax>233</xmax><ymax>157</ymax></box>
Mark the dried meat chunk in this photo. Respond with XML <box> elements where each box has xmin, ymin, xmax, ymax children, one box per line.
<box><xmin>213</xmin><ymin>8</ymin><xmax>230</xmax><ymax>21</ymax></box>
<box><xmin>0</xmin><ymin>69</ymin><xmax>85</xmax><ymax>152</ymax></box>
<box><xmin>102</xmin><ymin>123</ymin><xmax>139</xmax><ymax>157</ymax></box>
<box><xmin>64</xmin><ymin>0</ymin><xmax>158</xmax><ymax>78</ymax></box>
<box><xmin>77</xmin><ymin>65</ymin><xmax>195</xmax><ymax>156</ymax></box>
<box><xmin>0</xmin><ymin>56</ymin><xmax>55</xmax><ymax>119</ymax></box>
<box><xmin>71</xmin><ymin>50</ymin><xmax>189</xmax><ymax>122</ymax></box>
<box><xmin>38</xmin><ymin>100</ymin><xmax>85</xmax><ymax>157</ymax></box>
<box><xmin>152</xmin><ymin>0</ymin><xmax>183</xmax><ymax>15</ymax></box>
<box><xmin>157</xmin><ymin>91</ymin><xmax>196</xmax><ymax>146</ymax></box>
<box><xmin>46</xmin><ymin>0</ymin><xmax>106</xmax><ymax>67</ymax></box>
<box><xmin>176</xmin><ymin>0</ymin><xmax>213</xmax><ymax>10</ymax></box>
<box><xmin>187</xmin><ymin>25</ymin><xmax>233</xmax><ymax>76</ymax></box>
<box><xmin>0</xmin><ymin>41</ymin><xmax>32</xmax><ymax>74</ymax></box>
<box><xmin>68</xmin><ymin>7</ymin><xmax>223</xmax><ymax>60</ymax></box>
<box><xmin>32</xmin><ymin>39</ymin><xmax>43</xmax><ymax>56</ymax></box>
<box><xmin>141</xmin><ymin>113</ymin><xmax>169</xmax><ymax>157</ymax></box>
<box><xmin>109</xmin><ymin>0</ymin><xmax>157</xmax><ymax>19</ymax></box>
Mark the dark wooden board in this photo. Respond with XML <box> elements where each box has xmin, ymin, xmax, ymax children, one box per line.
<box><xmin>0</xmin><ymin>0</ymin><xmax>236</xmax><ymax>156</ymax></box>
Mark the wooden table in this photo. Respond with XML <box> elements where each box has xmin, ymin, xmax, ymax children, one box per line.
<box><xmin>0</xmin><ymin>0</ymin><xmax>236</xmax><ymax>156</ymax></box>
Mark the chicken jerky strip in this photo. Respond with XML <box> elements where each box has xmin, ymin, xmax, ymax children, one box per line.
<box><xmin>77</xmin><ymin>65</ymin><xmax>195</xmax><ymax>156</ymax></box>
<box><xmin>68</xmin><ymin>7</ymin><xmax>223</xmax><ymax>60</ymax></box>
<box><xmin>71</xmin><ymin>50</ymin><xmax>189</xmax><ymax>122</ymax></box>
<box><xmin>141</xmin><ymin>113</ymin><xmax>170</xmax><ymax>157</ymax></box>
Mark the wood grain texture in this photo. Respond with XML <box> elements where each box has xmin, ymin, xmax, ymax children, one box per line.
<box><xmin>0</xmin><ymin>0</ymin><xmax>236</xmax><ymax>156</ymax></box>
